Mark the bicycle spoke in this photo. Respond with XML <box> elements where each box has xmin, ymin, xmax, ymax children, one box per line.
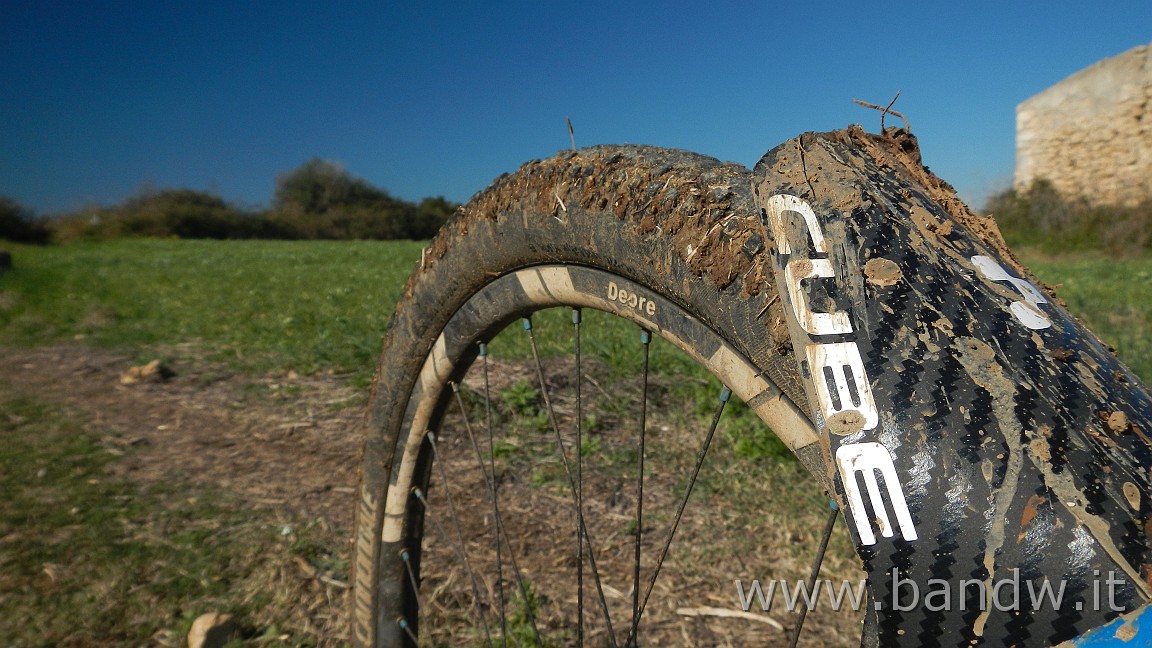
<box><xmin>573</xmin><ymin>309</ymin><xmax>585</xmax><ymax>647</ymax></box>
<box><xmin>399</xmin><ymin>549</ymin><xmax>423</xmax><ymax>645</ymax></box>
<box><xmin>627</xmin><ymin>330</ymin><xmax>651</xmax><ymax>648</ymax></box>
<box><xmin>448</xmin><ymin>362</ymin><xmax>543</xmax><ymax>646</ymax></box>
<box><xmin>524</xmin><ymin>317</ymin><xmax>618</xmax><ymax>648</ymax></box>
<box><xmin>788</xmin><ymin>502</ymin><xmax>840</xmax><ymax>648</ymax></box>
<box><xmin>627</xmin><ymin>385</ymin><xmax>731</xmax><ymax>647</ymax></box>
<box><xmin>414</xmin><ymin>438</ymin><xmax>490</xmax><ymax>645</ymax></box>
<box><xmin>481</xmin><ymin>345</ymin><xmax>512</xmax><ymax>646</ymax></box>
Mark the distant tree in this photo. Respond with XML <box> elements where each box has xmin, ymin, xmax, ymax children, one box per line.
<box><xmin>0</xmin><ymin>196</ymin><xmax>52</xmax><ymax>244</ymax></box>
<box><xmin>270</xmin><ymin>159</ymin><xmax>454</xmax><ymax>240</ymax></box>
<box><xmin>274</xmin><ymin>159</ymin><xmax>397</xmax><ymax>214</ymax></box>
<box><xmin>43</xmin><ymin>161</ymin><xmax>458</xmax><ymax>243</ymax></box>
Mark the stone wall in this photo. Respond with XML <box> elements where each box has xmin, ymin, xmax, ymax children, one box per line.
<box><xmin>1015</xmin><ymin>41</ymin><xmax>1152</xmax><ymax>206</ymax></box>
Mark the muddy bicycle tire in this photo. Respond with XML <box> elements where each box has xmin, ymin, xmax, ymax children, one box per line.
<box><xmin>350</xmin><ymin>145</ymin><xmax>830</xmax><ymax>647</ymax></box>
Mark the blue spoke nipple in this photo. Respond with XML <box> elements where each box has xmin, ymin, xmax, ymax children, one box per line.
<box><xmin>522</xmin><ymin>318</ymin><xmax>533</xmax><ymax>331</ymax></box>
<box><xmin>572</xmin><ymin>309</ymin><xmax>581</xmax><ymax>324</ymax></box>
<box><xmin>720</xmin><ymin>387</ymin><xmax>732</xmax><ymax>402</ymax></box>
<box><xmin>639</xmin><ymin>330</ymin><xmax>651</xmax><ymax>344</ymax></box>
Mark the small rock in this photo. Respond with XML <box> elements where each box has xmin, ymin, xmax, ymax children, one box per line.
<box><xmin>119</xmin><ymin>359</ymin><xmax>175</xmax><ymax>385</ymax></box>
<box><xmin>187</xmin><ymin>612</ymin><xmax>238</xmax><ymax>648</ymax></box>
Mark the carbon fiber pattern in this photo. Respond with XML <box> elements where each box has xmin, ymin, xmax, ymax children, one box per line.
<box><xmin>754</xmin><ymin>129</ymin><xmax>1152</xmax><ymax>646</ymax></box>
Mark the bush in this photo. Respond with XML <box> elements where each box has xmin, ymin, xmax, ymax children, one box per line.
<box><xmin>50</xmin><ymin>189</ymin><xmax>281</xmax><ymax>242</ymax></box>
<box><xmin>984</xmin><ymin>180</ymin><xmax>1152</xmax><ymax>254</ymax></box>
<box><xmin>0</xmin><ymin>196</ymin><xmax>52</xmax><ymax>244</ymax></box>
<box><xmin>267</xmin><ymin>159</ymin><xmax>454</xmax><ymax>240</ymax></box>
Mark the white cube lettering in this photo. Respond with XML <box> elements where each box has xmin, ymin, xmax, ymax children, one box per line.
<box><xmin>805</xmin><ymin>340</ymin><xmax>879</xmax><ymax>432</ymax></box>
<box><xmin>835</xmin><ymin>442</ymin><xmax>918</xmax><ymax>544</ymax></box>
<box><xmin>762</xmin><ymin>193</ymin><xmax>916</xmax><ymax>546</ymax></box>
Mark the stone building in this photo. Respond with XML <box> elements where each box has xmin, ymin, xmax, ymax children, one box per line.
<box><xmin>1015</xmin><ymin>41</ymin><xmax>1152</xmax><ymax>206</ymax></box>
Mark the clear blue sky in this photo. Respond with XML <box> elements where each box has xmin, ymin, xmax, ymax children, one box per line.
<box><xmin>2</xmin><ymin>1</ymin><xmax>1149</xmax><ymax>215</ymax></box>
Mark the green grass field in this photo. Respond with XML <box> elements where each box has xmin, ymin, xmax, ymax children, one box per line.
<box><xmin>2</xmin><ymin>239</ymin><xmax>1152</xmax><ymax>646</ymax></box>
<box><xmin>0</xmin><ymin>239</ymin><xmax>425</xmax><ymax>386</ymax></box>
<box><xmin>3</xmin><ymin>240</ymin><xmax>1150</xmax><ymax>383</ymax></box>
<box><xmin>1024</xmin><ymin>251</ymin><xmax>1152</xmax><ymax>380</ymax></box>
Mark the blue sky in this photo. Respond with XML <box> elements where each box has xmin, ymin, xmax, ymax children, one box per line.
<box><xmin>2</xmin><ymin>1</ymin><xmax>1149</xmax><ymax>215</ymax></box>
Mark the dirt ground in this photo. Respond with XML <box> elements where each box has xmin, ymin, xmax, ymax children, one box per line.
<box><xmin>1</xmin><ymin>344</ymin><xmax>364</xmax><ymax>645</ymax></box>
<box><xmin>0</xmin><ymin>344</ymin><xmax>364</xmax><ymax>532</ymax></box>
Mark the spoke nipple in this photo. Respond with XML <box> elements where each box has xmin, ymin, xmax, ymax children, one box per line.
<box><xmin>572</xmin><ymin>308</ymin><xmax>582</xmax><ymax>324</ymax></box>
<box><xmin>449</xmin><ymin>381</ymin><xmax>459</xmax><ymax>392</ymax></box>
<box><xmin>829</xmin><ymin>500</ymin><xmax>839</xmax><ymax>511</ymax></box>
<box><xmin>412</xmin><ymin>487</ymin><xmax>424</xmax><ymax>500</ymax></box>
<box><xmin>720</xmin><ymin>386</ymin><xmax>732</xmax><ymax>402</ymax></box>
<box><xmin>640</xmin><ymin>330</ymin><xmax>651</xmax><ymax>344</ymax></box>
<box><xmin>427</xmin><ymin>431</ymin><xmax>437</xmax><ymax>445</ymax></box>
<box><xmin>398</xmin><ymin>617</ymin><xmax>418</xmax><ymax>641</ymax></box>
<box><xmin>522</xmin><ymin>318</ymin><xmax>533</xmax><ymax>331</ymax></box>
<box><xmin>478</xmin><ymin>342</ymin><xmax>488</xmax><ymax>357</ymax></box>
<box><xmin>400</xmin><ymin>549</ymin><xmax>411</xmax><ymax>562</ymax></box>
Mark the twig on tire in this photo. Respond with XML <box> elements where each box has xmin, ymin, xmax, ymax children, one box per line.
<box><xmin>853</xmin><ymin>92</ymin><xmax>910</xmax><ymax>132</ymax></box>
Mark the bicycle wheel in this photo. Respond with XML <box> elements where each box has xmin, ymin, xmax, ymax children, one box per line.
<box><xmin>351</xmin><ymin>145</ymin><xmax>848</xmax><ymax>646</ymax></box>
<box><xmin>353</xmin><ymin>128</ymin><xmax>1152</xmax><ymax>647</ymax></box>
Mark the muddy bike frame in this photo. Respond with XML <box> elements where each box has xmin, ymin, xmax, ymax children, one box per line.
<box><xmin>750</xmin><ymin>129</ymin><xmax>1152</xmax><ymax>647</ymax></box>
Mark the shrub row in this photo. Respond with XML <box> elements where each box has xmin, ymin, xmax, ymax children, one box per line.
<box><xmin>2</xmin><ymin>159</ymin><xmax>458</xmax><ymax>244</ymax></box>
<box><xmin>46</xmin><ymin>190</ymin><xmax>454</xmax><ymax>243</ymax></box>
<box><xmin>984</xmin><ymin>180</ymin><xmax>1152</xmax><ymax>254</ymax></box>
